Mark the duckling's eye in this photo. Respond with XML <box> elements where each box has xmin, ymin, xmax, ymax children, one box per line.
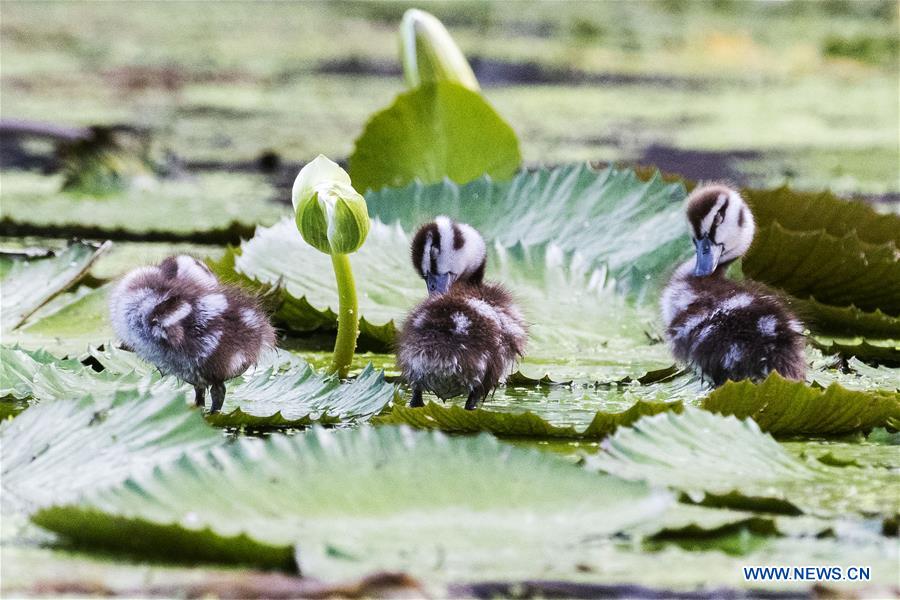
<box><xmin>714</xmin><ymin>213</ymin><xmax>725</xmax><ymax>225</ymax></box>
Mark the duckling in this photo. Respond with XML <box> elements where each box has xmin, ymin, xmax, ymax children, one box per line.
<box><xmin>660</xmin><ymin>184</ymin><xmax>806</xmax><ymax>386</ymax></box>
<box><xmin>397</xmin><ymin>217</ymin><xmax>527</xmax><ymax>410</ymax></box>
<box><xmin>108</xmin><ymin>255</ymin><xmax>276</xmax><ymax>412</ymax></box>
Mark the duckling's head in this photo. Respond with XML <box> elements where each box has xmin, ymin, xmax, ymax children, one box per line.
<box><xmin>685</xmin><ymin>184</ymin><xmax>755</xmax><ymax>277</ymax></box>
<box><xmin>411</xmin><ymin>216</ymin><xmax>486</xmax><ymax>295</ymax></box>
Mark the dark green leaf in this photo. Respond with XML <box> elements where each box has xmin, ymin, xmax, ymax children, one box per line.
<box><xmin>745</xmin><ymin>186</ymin><xmax>900</xmax><ymax>247</ymax></box>
<box><xmin>702</xmin><ymin>372</ymin><xmax>900</xmax><ymax>436</ymax></box>
<box><xmin>744</xmin><ymin>222</ymin><xmax>900</xmax><ymax>315</ymax></box>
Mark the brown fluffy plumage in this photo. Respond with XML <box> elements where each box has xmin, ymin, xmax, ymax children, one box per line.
<box><xmin>661</xmin><ymin>185</ymin><xmax>806</xmax><ymax>386</ymax></box>
<box><xmin>108</xmin><ymin>255</ymin><xmax>275</xmax><ymax>412</ymax></box>
<box><xmin>397</xmin><ymin>217</ymin><xmax>527</xmax><ymax>409</ymax></box>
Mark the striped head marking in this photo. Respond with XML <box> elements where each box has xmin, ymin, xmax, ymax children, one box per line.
<box><xmin>411</xmin><ymin>216</ymin><xmax>487</xmax><ymax>295</ymax></box>
<box><xmin>685</xmin><ymin>184</ymin><xmax>755</xmax><ymax>276</ymax></box>
<box><xmin>159</xmin><ymin>255</ymin><xmax>219</xmax><ymax>288</ymax></box>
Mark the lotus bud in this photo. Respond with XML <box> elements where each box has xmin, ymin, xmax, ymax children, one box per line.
<box><xmin>292</xmin><ymin>155</ymin><xmax>370</xmax><ymax>255</ymax></box>
<box><xmin>400</xmin><ymin>8</ymin><xmax>480</xmax><ymax>92</ymax></box>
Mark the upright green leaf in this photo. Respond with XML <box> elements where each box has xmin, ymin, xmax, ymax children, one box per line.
<box><xmin>400</xmin><ymin>8</ymin><xmax>480</xmax><ymax>91</ymax></box>
<box><xmin>791</xmin><ymin>296</ymin><xmax>900</xmax><ymax>338</ymax></box>
<box><xmin>348</xmin><ymin>82</ymin><xmax>521</xmax><ymax>192</ymax></box>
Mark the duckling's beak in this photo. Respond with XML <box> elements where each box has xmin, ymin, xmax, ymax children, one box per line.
<box><xmin>426</xmin><ymin>272</ymin><xmax>453</xmax><ymax>295</ymax></box>
<box><xmin>693</xmin><ymin>235</ymin><xmax>722</xmax><ymax>277</ymax></box>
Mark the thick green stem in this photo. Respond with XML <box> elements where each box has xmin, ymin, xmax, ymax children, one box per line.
<box><xmin>329</xmin><ymin>253</ymin><xmax>358</xmax><ymax>378</ymax></box>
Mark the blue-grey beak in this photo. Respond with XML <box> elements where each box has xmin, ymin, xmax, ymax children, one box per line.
<box><xmin>426</xmin><ymin>272</ymin><xmax>453</xmax><ymax>296</ymax></box>
<box><xmin>693</xmin><ymin>235</ymin><xmax>720</xmax><ymax>277</ymax></box>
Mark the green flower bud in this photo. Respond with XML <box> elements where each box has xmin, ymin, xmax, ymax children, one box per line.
<box><xmin>400</xmin><ymin>8</ymin><xmax>480</xmax><ymax>92</ymax></box>
<box><xmin>292</xmin><ymin>155</ymin><xmax>370</xmax><ymax>255</ymax></box>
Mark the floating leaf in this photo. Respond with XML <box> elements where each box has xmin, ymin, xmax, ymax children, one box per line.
<box><xmin>0</xmin><ymin>241</ymin><xmax>110</xmax><ymax>332</ymax></box>
<box><xmin>791</xmin><ymin>296</ymin><xmax>900</xmax><ymax>338</ymax></box>
<box><xmin>745</xmin><ymin>186</ymin><xmax>900</xmax><ymax>247</ymax></box>
<box><xmin>588</xmin><ymin>408</ymin><xmax>900</xmax><ymax>519</ymax></box>
<box><xmin>348</xmin><ymin>82</ymin><xmax>521</xmax><ymax>192</ymax></box>
<box><xmin>366</xmin><ymin>164</ymin><xmax>689</xmax><ymax>298</ymax></box>
<box><xmin>0</xmin><ymin>171</ymin><xmax>285</xmax><ymax>243</ymax></box>
<box><xmin>34</xmin><ymin>426</ymin><xmax>670</xmax><ymax>579</ymax></box>
<box><xmin>808</xmin><ymin>335</ymin><xmax>899</xmax><ymax>364</ymax></box>
<box><xmin>2</xmin><ymin>285</ymin><xmax>114</xmax><ymax>356</ymax></box>
<box><xmin>702</xmin><ymin>372</ymin><xmax>900</xmax><ymax>436</ymax></box>
<box><xmin>808</xmin><ymin>357</ymin><xmax>900</xmax><ymax>392</ymax></box>
<box><xmin>0</xmin><ymin>346</ymin><xmax>82</xmax><ymax>399</ymax></box>
<box><xmin>378</xmin><ymin>398</ymin><xmax>682</xmax><ymax>440</ymax></box>
<box><xmin>782</xmin><ymin>437</ymin><xmax>900</xmax><ymax>470</ymax></box>
<box><xmin>744</xmin><ymin>222</ymin><xmax>900</xmax><ymax>315</ymax></box>
<box><xmin>1</xmin><ymin>345</ymin><xmax>396</xmax><ymax>429</ymax></box>
<box><xmin>0</xmin><ymin>389</ymin><xmax>221</xmax><ymax>535</ymax></box>
<box><xmin>384</xmin><ymin>370</ymin><xmax>898</xmax><ymax>438</ymax></box>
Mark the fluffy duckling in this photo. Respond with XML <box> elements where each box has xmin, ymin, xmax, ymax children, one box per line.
<box><xmin>660</xmin><ymin>184</ymin><xmax>806</xmax><ymax>386</ymax></box>
<box><xmin>108</xmin><ymin>255</ymin><xmax>275</xmax><ymax>412</ymax></box>
<box><xmin>397</xmin><ymin>217</ymin><xmax>527</xmax><ymax>410</ymax></box>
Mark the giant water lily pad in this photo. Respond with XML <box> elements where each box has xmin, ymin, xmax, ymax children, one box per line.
<box><xmin>0</xmin><ymin>388</ymin><xmax>221</xmax><ymax>541</ymax></box>
<box><xmin>745</xmin><ymin>222</ymin><xmax>899</xmax><ymax>316</ymax></box>
<box><xmin>348</xmin><ymin>82</ymin><xmax>521</xmax><ymax>192</ymax></box>
<box><xmin>365</xmin><ymin>164</ymin><xmax>690</xmax><ymax>298</ymax></box>
<box><xmin>0</xmin><ymin>345</ymin><xmax>396</xmax><ymax>428</ymax></box>
<box><xmin>33</xmin><ymin>425</ymin><xmax>671</xmax><ymax>580</ymax></box>
<box><xmin>384</xmin><ymin>370</ymin><xmax>899</xmax><ymax>439</ymax></box>
<box><xmin>0</xmin><ymin>241</ymin><xmax>110</xmax><ymax>332</ymax></box>
<box><xmin>701</xmin><ymin>372</ymin><xmax>900</xmax><ymax>436</ymax></box>
<box><xmin>588</xmin><ymin>408</ymin><xmax>900</xmax><ymax>519</ymax></box>
<box><xmin>0</xmin><ymin>171</ymin><xmax>286</xmax><ymax>242</ymax></box>
<box><xmin>745</xmin><ymin>186</ymin><xmax>900</xmax><ymax>246</ymax></box>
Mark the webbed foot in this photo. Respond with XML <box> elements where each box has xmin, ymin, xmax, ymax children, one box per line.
<box><xmin>464</xmin><ymin>387</ymin><xmax>484</xmax><ymax>411</ymax></box>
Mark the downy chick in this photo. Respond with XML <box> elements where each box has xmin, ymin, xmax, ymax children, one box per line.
<box><xmin>108</xmin><ymin>255</ymin><xmax>275</xmax><ymax>412</ymax></box>
<box><xmin>397</xmin><ymin>217</ymin><xmax>527</xmax><ymax>410</ymax></box>
<box><xmin>660</xmin><ymin>184</ymin><xmax>806</xmax><ymax>386</ymax></box>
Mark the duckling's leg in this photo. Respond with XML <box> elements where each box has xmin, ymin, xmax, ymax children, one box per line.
<box><xmin>409</xmin><ymin>386</ymin><xmax>424</xmax><ymax>408</ymax></box>
<box><xmin>194</xmin><ymin>385</ymin><xmax>206</xmax><ymax>408</ymax></box>
<box><xmin>464</xmin><ymin>386</ymin><xmax>485</xmax><ymax>411</ymax></box>
<box><xmin>209</xmin><ymin>382</ymin><xmax>226</xmax><ymax>413</ymax></box>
